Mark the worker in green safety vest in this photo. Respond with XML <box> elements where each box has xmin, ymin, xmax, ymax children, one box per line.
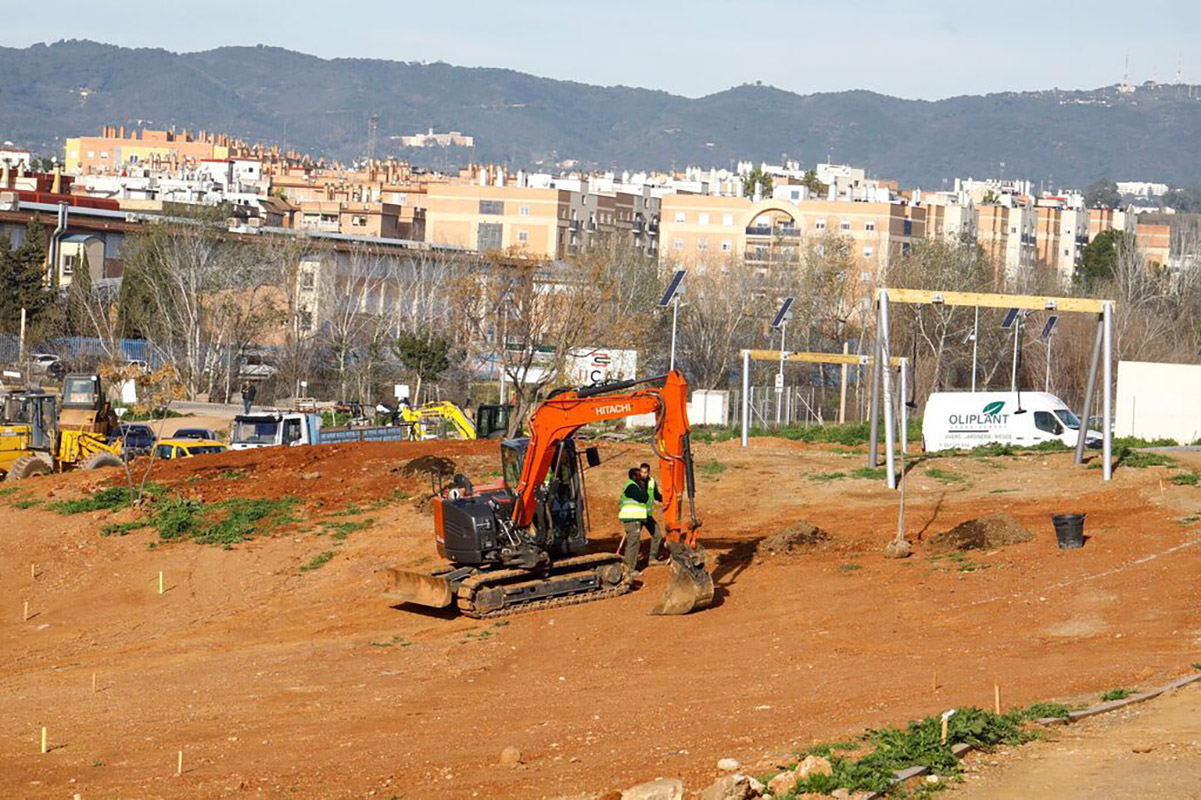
<box><xmin>618</xmin><ymin>466</ymin><xmax>662</xmax><ymax>575</ymax></box>
<box><xmin>640</xmin><ymin>462</ymin><xmax>665</xmax><ymax>563</ymax></box>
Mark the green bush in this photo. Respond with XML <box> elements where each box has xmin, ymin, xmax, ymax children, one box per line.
<box><xmin>1169</xmin><ymin>471</ymin><xmax>1199</xmax><ymax>486</ymax></box>
<box><xmin>1101</xmin><ymin>688</ymin><xmax>1133</xmax><ymax>701</ymax></box>
<box><xmin>50</xmin><ymin>486</ymin><xmax>136</xmax><ymax>515</ymax></box>
<box><xmin>1117</xmin><ymin>448</ymin><xmax>1175</xmax><ymax>469</ymax></box>
<box><xmin>300</xmin><ymin>550</ymin><xmax>336</xmax><ymax>572</ymax></box>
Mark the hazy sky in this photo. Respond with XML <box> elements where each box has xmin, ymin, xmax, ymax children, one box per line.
<box><xmin>4</xmin><ymin>0</ymin><xmax>1197</xmax><ymax>99</ymax></box>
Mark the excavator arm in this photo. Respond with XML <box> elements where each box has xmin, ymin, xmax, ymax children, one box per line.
<box><xmin>510</xmin><ymin>370</ymin><xmax>711</xmax><ymax>614</ymax></box>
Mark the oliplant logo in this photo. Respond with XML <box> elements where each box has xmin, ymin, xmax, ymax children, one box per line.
<box><xmin>949</xmin><ymin>400</ymin><xmax>1008</xmax><ymax>427</ymax></box>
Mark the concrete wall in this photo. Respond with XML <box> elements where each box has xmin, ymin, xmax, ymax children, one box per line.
<box><xmin>1115</xmin><ymin>360</ymin><xmax>1201</xmax><ymax>444</ymax></box>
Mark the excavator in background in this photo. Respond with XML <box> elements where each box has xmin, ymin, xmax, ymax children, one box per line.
<box><xmin>1</xmin><ymin>373</ymin><xmax>123</xmax><ymax>480</ymax></box>
<box><xmin>385</xmin><ymin>370</ymin><xmax>713</xmax><ymax>617</ymax></box>
<box><xmin>400</xmin><ymin>400</ymin><xmax>479</xmax><ymax>441</ymax></box>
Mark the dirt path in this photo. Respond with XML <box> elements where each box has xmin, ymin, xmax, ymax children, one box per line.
<box><xmin>952</xmin><ymin>684</ymin><xmax>1201</xmax><ymax>799</ymax></box>
<box><xmin>2</xmin><ymin>438</ymin><xmax>1201</xmax><ymax>798</ymax></box>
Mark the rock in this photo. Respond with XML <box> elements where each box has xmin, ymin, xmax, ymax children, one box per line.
<box><xmin>1132</xmin><ymin>743</ymin><xmax>1155</xmax><ymax>753</ymax></box>
<box><xmin>766</xmin><ymin>770</ymin><xmax>797</xmax><ymax>796</ymax></box>
<box><xmin>697</xmin><ymin>774</ymin><xmax>763</xmax><ymax>800</ymax></box>
<box><xmin>716</xmin><ymin>758</ymin><xmax>741</xmax><ymax>772</ymax></box>
<box><xmin>499</xmin><ymin>746</ymin><xmax>522</xmax><ymax>766</ymax></box>
<box><xmin>883</xmin><ymin>538</ymin><xmax>912</xmax><ymax>559</ymax></box>
<box><xmin>830</xmin><ymin>789</ymin><xmax>851</xmax><ymax>800</ymax></box>
<box><xmin>925</xmin><ymin>774</ymin><xmax>941</xmax><ymax>783</ymax></box>
<box><xmin>796</xmin><ymin>755</ymin><xmax>833</xmax><ymax>779</ymax></box>
<box><xmin>299</xmin><ymin>471</ymin><xmax>321</xmax><ymax>480</ymax></box>
<box><xmin>620</xmin><ymin>777</ymin><xmax>684</xmax><ymax>800</ymax></box>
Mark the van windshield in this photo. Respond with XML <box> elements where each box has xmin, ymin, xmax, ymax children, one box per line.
<box><xmin>233</xmin><ymin>418</ymin><xmax>279</xmax><ymax>444</ymax></box>
<box><xmin>1054</xmin><ymin>409</ymin><xmax>1081</xmax><ymax>430</ymax></box>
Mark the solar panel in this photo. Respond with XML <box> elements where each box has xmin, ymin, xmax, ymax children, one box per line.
<box><xmin>771</xmin><ymin>297</ymin><xmax>795</xmax><ymax>330</ymax></box>
<box><xmin>1001</xmin><ymin>308</ymin><xmax>1020</xmax><ymax>329</ymax></box>
<box><xmin>657</xmin><ymin>269</ymin><xmax>687</xmax><ymax>307</ymax></box>
<box><xmin>1040</xmin><ymin>315</ymin><xmax>1059</xmax><ymax>340</ymax></box>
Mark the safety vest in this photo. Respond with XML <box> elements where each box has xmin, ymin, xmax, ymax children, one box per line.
<box><xmin>644</xmin><ymin>477</ymin><xmax>658</xmax><ymax>516</ymax></box>
<box><xmin>618</xmin><ymin>479</ymin><xmax>647</xmax><ymax>521</ymax></box>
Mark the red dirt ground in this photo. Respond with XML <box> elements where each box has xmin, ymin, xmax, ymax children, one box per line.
<box><xmin>2</xmin><ymin>437</ymin><xmax>1201</xmax><ymax>798</ymax></box>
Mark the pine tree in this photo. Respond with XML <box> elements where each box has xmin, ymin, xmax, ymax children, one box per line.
<box><xmin>0</xmin><ymin>231</ymin><xmax>16</xmax><ymax>333</ymax></box>
<box><xmin>11</xmin><ymin>218</ymin><xmax>52</xmax><ymax>330</ymax></box>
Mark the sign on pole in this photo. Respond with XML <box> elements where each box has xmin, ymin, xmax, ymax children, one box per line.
<box><xmin>774</xmin><ymin>372</ymin><xmax>784</xmax><ymax>393</ymax></box>
<box><xmin>658</xmin><ymin>269</ymin><xmax>687</xmax><ymax>308</ymax></box>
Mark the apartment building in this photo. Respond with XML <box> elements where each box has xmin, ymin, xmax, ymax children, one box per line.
<box><xmin>424</xmin><ymin>182</ymin><xmax>574</xmax><ymax>259</ymax></box>
<box><xmin>916</xmin><ymin>190</ymin><xmax>977</xmax><ymax>242</ymax></box>
<box><xmin>1088</xmin><ymin>208</ymin><xmax>1135</xmax><ymax>241</ymax></box>
<box><xmin>657</xmin><ymin>194</ymin><xmax>924</xmax><ymax>275</ymax></box>
<box><xmin>976</xmin><ymin>202</ymin><xmax>1038</xmax><ymax>280</ymax></box>
<box><xmin>1034</xmin><ymin>200</ymin><xmax>1089</xmax><ymax>280</ymax></box>
<box><xmin>65</xmin><ymin>126</ymin><xmax>235</xmax><ymax>174</ymax></box>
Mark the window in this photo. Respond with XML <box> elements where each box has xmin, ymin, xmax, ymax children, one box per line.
<box><xmin>815</xmin><ymin>219</ymin><xmax>827</xmax><ymax>230</ymax></box>
<box><xmin>351</xmin><ymin>215</ymin><xmax>368</xmax><ymax>226</ymax></box>
<box><xmin>865</xmin><ymin>220</ymin><xmax>876</xmax><ymax>232</ymax></box>
<box><xmin>62</xmin><ymin>254</ymin><xmax>76</xmax><ymax>276</ymax></box>
<box><xmin>697</xmin><ymin>238</ymin><xmax>708</xmax><ymax>251</ymax></box>
<box><xmin>722</xmin><ymin>213</ymin><xmax>733</xmax><ymax>226</ymax></box>
<box><xmin>1033</xmin><ymin>411</ymin><xmax>1062</xmax><ymax>435</ymax></box>
<box><xmin>675</xmin><ymin>211</ymin><xmax>686</xmax><ymax>223</ymax></box>
<box><xmin>517</xmin><ymin>230</ymin><xmax>529</xmax><ymax>243</ymax></box>
<box><xmin>519</xmin><ymin>206</ymin><xmax>530</xmax><ymax>217</ymax></box>
<box><xmin>154</xmin><ymin>445</ymin><xmax>174</xmax><ymax>460</ymax></box>
<box><xmin>863</xmin><ymin>246</ymin><xmax>874</xmax><ymax>258</ymax></box>
<box><xmin>477</xmin><ymin>222</ymin><xmax>503</xmax><ymax>251</ymax></box>
<box><xmin>673</xmin><ymin>238</ymin><xmax>684</xmax><ymax>250</ymax></box>
<box><xmin>86</xmin><ymin>150</ymin><xmax>94</xmax><ymax>159</ymax></box>
<box><xmin>300</xmin><ymin>270</ymin><xmax>315</xmax><ymax>291</ymax></box>
<box><xmin>1064</xmin><ymin>249</ymin><xmax>1070</xmax><ymax>256</ymax></box>
<box><xmin>698</xmin><ymin>213</ymin><xmax>709</xmax><ymax>225</ymax></box>
<box><xmin>298</xmin><ymin>310</ymin><xmax>313</xmax><ymax>331</ymax></box>
<box><xmin>1010</xmin><ymin>226</ymin><xmax>1018</xmax><ymax>234</ymax></box>
<box><xmin>721</xmin><ymin>240</ymin><xmax>732</xmax><ymax>252</ymax></box>
<box><xmin>840</xmin><ymin>219</ymin><xmax>851</xmax><ymax>231</ymax></box>
<box><xmin>479</xmin><ymin>200</ymin><xmax>504</xmax><ymax>215</ymax></box>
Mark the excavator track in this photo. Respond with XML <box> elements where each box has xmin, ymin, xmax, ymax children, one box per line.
<box><xmin>456</xmin><ymin>552</ymin><xmax>631</xmax><ymax>619</ymax></box>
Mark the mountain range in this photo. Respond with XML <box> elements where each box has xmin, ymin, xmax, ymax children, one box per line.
<box><xmin>2</xmin><ymin>39</ymin><xmax>1201</xmax><ymax>189</ymax></box>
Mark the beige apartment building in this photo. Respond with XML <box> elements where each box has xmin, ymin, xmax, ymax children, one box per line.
<box><xmin>657</xmin><ymin>195</ymin><xmax>924</xmax><ymax>276</ymax></box>
<box><xmin>424</xmin><ymin>183</ymin><xmax>575</xmax><ymax>259</ymax></box>
<box><xmin>1034</xmin><ymin>203</ymin><xmax>1089</xmax><ymax>280</ymax></box>
<box><xmin>976</xmin><ymin>204</ymin><xmax>1038</xmax><ymax>280</ymax></box>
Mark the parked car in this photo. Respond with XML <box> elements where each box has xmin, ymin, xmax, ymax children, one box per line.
<box><xmin>115</xmin><ymin>423</ymin><xmax>156</xmax><ymax>457</ymax></box>
<box><xmin>153</xmin><ymin>438</ymin><xmax>228</xmax><ymax>460</ymax></box>
<box><xmin>31</xmin><ymin>353</ymin><xmax>67</xmax><ymax>379</ymax></box>
<box><xmin>172</xmin><ymin>427</ymin><xmax>219</xmax><ymax>441</ymax></box>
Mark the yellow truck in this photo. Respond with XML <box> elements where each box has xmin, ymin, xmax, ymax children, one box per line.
<box><xmin>1</xmin><ymin>374</ymin><xmax>124</xmax><ymax>481</ymax></box>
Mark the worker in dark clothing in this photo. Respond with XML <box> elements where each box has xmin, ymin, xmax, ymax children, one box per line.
<box><xmin>640</xmin><ymin>462</ymin><xmax>666</xmax><ymax>564</ymax></box>
<box><xmin>240</xmin><ymin>380</ymin><xmax>257</xmax><ymax>415</ymax></box>
<box><xmin>619</xmin><ymin>466</ymin><xmax>662</xmax><ymax>575</ymax></box>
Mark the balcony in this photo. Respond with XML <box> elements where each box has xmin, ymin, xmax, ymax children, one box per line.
<box><xmin>745</xmin><ymin>226</ymin><xmax>801</xmax><ymax>238</ymax></box>
<box><xmin>568</xmin><ymin>219</ymin><xmax>580</xmax><ymax>231</ymax></box>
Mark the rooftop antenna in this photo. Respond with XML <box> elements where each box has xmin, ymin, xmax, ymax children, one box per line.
<box><xmin>1176</xmin><ymin>53</ymin><xmax>1183</xmax><ymax>86</ymax></box>
<box><xmin>1120</xmin><ymin>54</ymin><xmax>1134</xmax><ymax>93</ymax></box>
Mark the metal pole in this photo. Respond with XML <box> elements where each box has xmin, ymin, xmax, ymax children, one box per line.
<box><xmin>775</xmin><ymin>321</ymin><xmax>787</xmax><ymax>425</ymax></box>
<box><xmin>1102</xmin><ymin>301</ymin><xmax>1113</xmax><ymax>482</ymax></box>
<box><xmin>899</xmin><ymin>358</ymin><xmax>909</xmax><ymax>456</ymax></box>
<box><xmin>838</xmin><ymin>340</ymin><xmax>849</xmax><ymax>424</ymax></box>
<box><xmin>740</xmin><ymin>349</ymin><xmax>750</xmax><ymax>448</ymax></box>
<box><xmin>1075</xmin><ymin>316</ymin><xmax>1103</xmax><ymax>466</ymax></box>
<box><xmin>1010</xmin><ymin>313</ymin><xmax>1021</xmax><ymax>392</ymax></box>
<box><xmin>1045</xmin><ymin>336</ymin><xmax>1051</xmax><ymax>392</ymax></box>
<box><xmin>18</xmin><ymin>307</ymin><xmax>27</xmax><ymax>366</ymax></box>
<box><xmin>868</xmin><ymin>334</ymin><xmax>882</xmax><ymax>467</ymax></box>
<box><xmin>669</xmin><ymin>295</ymin><xmax>680</xmax><ymax>372</ymax></box>
<box><xmin>880</xmin><ymin>290</ymin><xmax>897</xmax><ymax>489</ymax></box>
<box><xmin>971</xmin><ymin>306</ymin><xmax>979</xmax><ymax>392</ymax></box>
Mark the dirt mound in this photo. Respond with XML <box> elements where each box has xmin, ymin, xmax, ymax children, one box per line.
<box><xmin>398</xmin><ymin>455</ymin><xmax>457</xmax><ymax>477</ymax></box>
<box><xmin>928</xmin><ymin>512</ymin><xmax>1034</xmax><ymax>552</ymax></box>
<box><xmin>760</xmin><ymin>521</ymin><xmax>832</xmax><ymax>554</ymax></box>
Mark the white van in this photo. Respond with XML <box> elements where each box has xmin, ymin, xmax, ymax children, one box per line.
<box><xmin>922</xmin><ymin>391</ymin><xmax>1102</xmax><ymax>452</ymax></box>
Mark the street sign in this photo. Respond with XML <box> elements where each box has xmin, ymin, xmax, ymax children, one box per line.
<box><xmin>771</xmin><ymin>297</ymin><xmax>795</xmax><ymax>330</ymax></box>
<box><xmin>658</xmin><ymin>269</ymin><xmax>687</xmax><ymax>308</ymax></box>
<box><xmin>1001</xmin><ymin>308</ymin><xmax>1020</xmax><ymax>329</ymax></box>
<box><xmin>774</xmin><ymin>372</ymin><xmax>784</xmax><ymax>393</ymax></box>
<box><xmin>1040</xmin><ymin>315</ymin><xmax>1059</xmax><ymax>340</ymax></box>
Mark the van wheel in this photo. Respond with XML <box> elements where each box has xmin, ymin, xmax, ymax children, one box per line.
<box><xmin>5</xmin><ymin>454</ymin><xmax>53</xmax><ymax>482</ymax></box>
<box><xmin>80</xmin><ymin>452</ymin><xmax>124</xmax><ymax>471</ymax></box>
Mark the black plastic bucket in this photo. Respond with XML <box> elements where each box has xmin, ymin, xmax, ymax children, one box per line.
<box><xmin>1052</xmin><ymin>514</ymin><xmax>1086</xmax><ymax>549</ymax></box>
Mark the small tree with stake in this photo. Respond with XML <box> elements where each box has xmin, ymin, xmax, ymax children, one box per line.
<box><xmin>391</xmin><ymin>330</ymin><xmax>452</xmax><ymax>405</ymax></box>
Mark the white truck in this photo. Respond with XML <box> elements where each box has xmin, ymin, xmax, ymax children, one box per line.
<box><xmin>229</xmin><ymin>411</ymin><xmax>410</xmax><ymax>450</ymax></box>
<box><xmin>922</xmin><ymin>391</ymin><xmax>1102</xmax><ymax>452</ymax></box>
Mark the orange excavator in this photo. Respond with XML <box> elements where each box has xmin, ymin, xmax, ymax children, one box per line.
<box><xmin>385</xmin><ymin>370</ymin><xmax>714</xmax><ymax>617</ymax></box>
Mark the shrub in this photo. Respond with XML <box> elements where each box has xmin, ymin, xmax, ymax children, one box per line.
<box><xmin>300</xmin><ymin>550</ymin><xmax>336</xmax><ymax>572</ymax></box>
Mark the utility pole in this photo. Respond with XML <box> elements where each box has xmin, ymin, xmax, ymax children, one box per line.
<box><xmin>659</xmin><ymin>269</ymin><xmax>687</xmax><ymax>373</ymax></box>
<box><xmin>971</xmin><ymin>306</ymin><xmax>979</xmax><ymax>392</ymax></box>
<box><xmin>771</xmin><ymin>298</ymin><xmax>794</xmax><ymax>427</ymax></box>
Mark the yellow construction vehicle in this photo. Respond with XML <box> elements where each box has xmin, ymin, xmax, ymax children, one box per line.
<box><xmin>1</xmin><ymin>373</ymin><xmax>124</xmax><ymax>481</ymax></box>
<box><xmin>401</xmin><ymin>401</ymin><xmax>478</xmax><ymax>441</ymax></box>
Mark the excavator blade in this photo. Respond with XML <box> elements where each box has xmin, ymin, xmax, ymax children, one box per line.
<box><xmin>383</xmin><ymin>567</ymin><xmax>454</xmax><ymax>609</ymax></box>
<box><xmin>649</xmin><ymin>548</ymin><xmax>714</xmax><ymax>616</ymax></box>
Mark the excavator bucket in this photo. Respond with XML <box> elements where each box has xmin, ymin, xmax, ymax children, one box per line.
<box><xmin>383</xmin><ymin>567</ymin><xmax>454</xmax><ymax>609</ymax></box>
<box><xmin>649</xmin><ymin>546</ymin><xmax>715</xmax><ymax>616</ymax></box>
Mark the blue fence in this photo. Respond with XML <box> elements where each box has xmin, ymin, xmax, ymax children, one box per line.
<box><xmin>0</xmin><ymin>334</ymin><xmax>157</xmax><ymax>366</ymax></box>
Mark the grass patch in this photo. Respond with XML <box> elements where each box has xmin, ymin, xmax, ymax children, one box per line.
<box><xmin>698</xmin><ymin>459</ymin><xmax>727</xmax><ymax>479</ymax></box>
<box><xmin>13</xmin><ymin>497</ymin><xmax>41</xmax><ymax>509</ymax></box>
<box><xmin>925</xmin><ymin>467</ymin><xmax>966</xmax><ymax>484</ymax></box>
<box><xmin>300</xmin><ymin>550</ymin><xmax>336</xmax><ymax>572</ymax></box>
<box><xmin>318</xmin><ymin>518</ymin><xmax>375</xmax><ymax>541</ymax></box>
<box><xmin>146</xmin><ymin>494</ymin><xmax>300</xmax><ymax>546</ymax></box>
<box><xmin>1101</xmin><ymin>688</ymin><xmax>1133</xmax><ymax>701</ymax></box>
<box><xmin>1114</xmin><ymin>436</ymin><xmax>1177</xmax><ymax>449</ymax></box>
<box><xmin>220</xmin><ymin>469</ymin><xmax>247</xmax><ymax>480</ymax></box>
<box><xmin>1178</xmin><ymin>514</ymin><xmax>1201</xmax><ymax>526</ymax></box>
<box><xmin>810</xmin><ymin>471</ymin><xmax>848</xmax><ymax>483</ymax></box>
<box><xmin>0</xmin><ymin>486</ymin><xmax>21</xmax><ymax>498</ymax></box>
<box><xmin>101</xmin><ymin>520</ymin><xmax>147</xmax><ymax>536</ymax></box>
<box><xmin>989</xmin><ymin>488</ymin><xmax>1018</xmax><ymax>494</ymax></box>
<box><xmin>49</xmin><ymin>486</ymin><xmax>137</xmax><ymax>515</ymax></box>
<box><xmin>849</xmin><ymin>466</ymin><xmax>887</xmax><ymax>480</ymax></box>
<box><xmin>976</xmin><ymin>458</ymin><xmax>1008</xmax><ymax>470</ymax></box>
<box><xmin>1116</xmin><ymin>447</ymin><xmax>1176</xmax><ymax>469</ymax></box>
<box><xmin>1191</xmin><ymin>662</ymin><xmax>1201</xmax><ymax>671</ymax></box>
<box><xmin>1169</xmin><ymin>471</ymin><xmax>1199</xmax><ymax>486</ymax></box>
<box><xmin>369</xmin><ymin>635</ymin><xmax>412</xmax><ymax>648</ymax></box>
<box><xmin>332</xmin><ymin>503</ymin><xmax>365</xmax><ymax>516</ymax></box>
<box><xmin>838</xmin><ymin>563</ymin><xmax>863</xmax><ymax>574</ymax></box>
